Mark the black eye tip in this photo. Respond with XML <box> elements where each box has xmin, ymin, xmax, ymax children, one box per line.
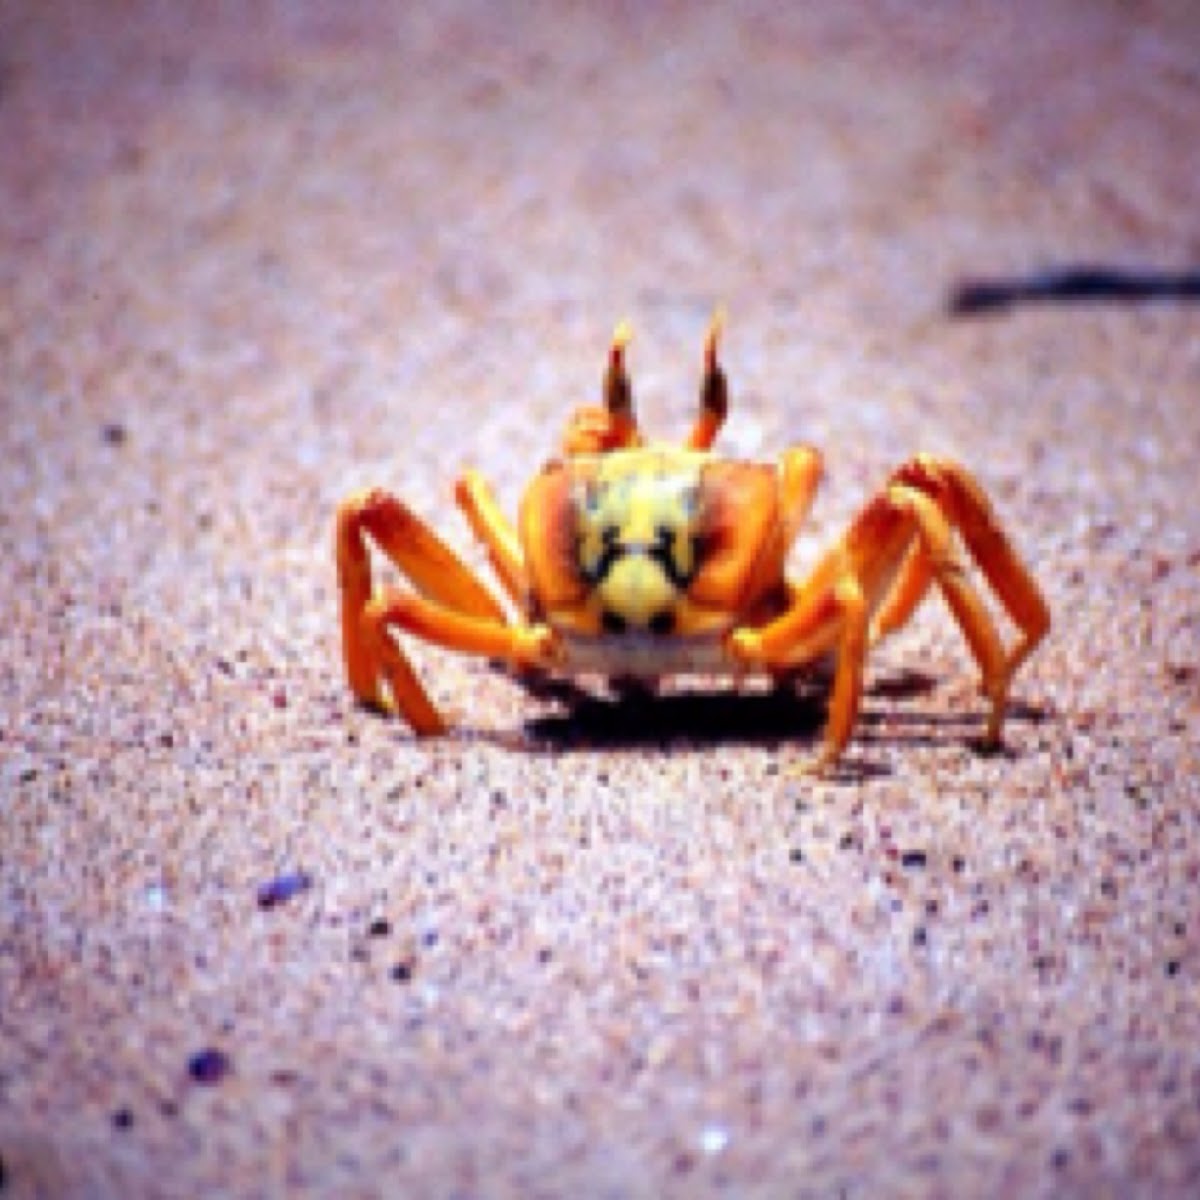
<box><xmin>601</xmin><ymin>609</ymin><xmax>628</xmax><ymax>635</ymax></box>
<box><xmin>648</xmin><ymin>610</ymin><xmax>676</xmax><ymax>636</ymax></box>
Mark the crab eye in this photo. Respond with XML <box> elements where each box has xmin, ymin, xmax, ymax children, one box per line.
<box><xmin>601</xmin><ymin>609</ymin><xmax>628</xmax><ymax>635</ymax></box>
<box><xmin>648</xmin><ymin>610</ymin><xmax>676</xmax><ymax>636</ymax></box>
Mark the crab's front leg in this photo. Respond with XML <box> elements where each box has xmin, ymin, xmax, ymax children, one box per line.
<box><xmin>728</xmin><ymin>571</ymin><xmax>869</xmax><ymax>774</ymax></box>
<box><xmin>336</xmin><ymin>488</ymin><xmax>556</xmax><ymax>735</ymax></box>
<box><xmin>869</xmin><ymin>455</ymin><xmax>1051</xmax><ymax>736</ymax></box>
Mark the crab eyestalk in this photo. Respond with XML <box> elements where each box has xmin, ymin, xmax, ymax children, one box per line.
<box><xmin>688</xmin><ymin>309</ymin><xmax>729</xmax><ymax>451</ymax></box>
<box><xmin>603</xmin><ymin>320</ymin><xmax>640</xmax><ymax>447</ymax></box>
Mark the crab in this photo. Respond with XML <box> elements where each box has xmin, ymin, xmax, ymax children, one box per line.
<box><xmin>336</xmin><ymin>317</ymin><xmax>1049</xmax><ymax>770</ymax></box>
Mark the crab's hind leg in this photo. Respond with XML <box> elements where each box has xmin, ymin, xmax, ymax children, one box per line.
<box><xmin>934</xmin><ymin>459</ymin><xmax>1050</xmax><ymax>686</ymax></box>
<box><xmin>872</xmin><ymin>456</ymin><xmax>1051</xmax><ymax>740</ymax></box>
<box><xmin>731</xmin><ymin>459</ymin><xmax>1048</xmax><ymax>768</ymax></box>
<box><xmin>868</xmin><ymin>540</ymin><xmax>931</xmax><ymax>646</ymax></box>
<box><xmin>336</xmin><ymin>487</ymin><xmax>540</xmax><ymax>733</ymax></box>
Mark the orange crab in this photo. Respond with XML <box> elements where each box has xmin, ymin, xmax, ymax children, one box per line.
<box><xmin>336</xmin><ymin>317</ymin><xmax>1049</xmax><ymax>770</ymax></box>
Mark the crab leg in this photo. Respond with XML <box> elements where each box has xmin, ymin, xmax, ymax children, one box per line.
<box><xmin>778</xmin><ymin>445</ymin><xmax>824</xmax><ymax>543</ymax></box>
<box><xmin>868</xmin><ymin>541</ymin><xmax>930</xmax><ymax>645</ymax></box>
<box><xmin>455</xmin><ymin>469</ymin><xmax>528</xmax><ymax>608</ymax></box>
<box><xmin>885</xmin><ymin>482</ymin><xmax>1012</xmax><ymax>740</ymax></box>
<box><xmin>728</xmin><ymin>565</ymin><xmax>869</xmax><ymax>770</ymax></box>
<box><xmin>360</xmin><ymin>586</ymin><xmax>554</xmax><ymax>735</ymax></box>
<box><xmin>730</xmin><ymin>457</ymin><xmax>1048</xmax><ymax>766</ymax></box>
<box><xmin>929</xmin><ymin>458</ymin><xmax>1050</xmax><ymax>682</ymax></box>
<box><xmin>335</xmin><ymin>487</ymin><xmax>508</xmax><ymax>717</ymax></box>
<box><xmin>872</xmin><ymin>455</ymin><xmax>1051</xmax><ymax>711</ymax></box>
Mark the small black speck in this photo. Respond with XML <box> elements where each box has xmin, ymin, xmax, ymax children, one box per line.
<box><xmin>187</xmin><ymin>1047</ymin><xmax>231</xmax><ymax>1086</ymax></box>
<box><xmin>101</xmin><ymin>421</ymin><xmax>127</xmax><ymax>446</ymax></box>
<box><xmin>537</xmin><ymin>946</ymin><xmax>553</xmax><ymax>964</ymax></box>
<box><xmin>1052</xmin><ymin>1147</ymin><xmax>1070</xmax><ymax>1170</ymax></box>
<box><xmin>421</xmin><ymin>929</ymin><xmax>439</xmax><ymax>948</ymax></box>
<box><xmin>789</xmin><ymin>847</ymin><xmax>804</xmax><ymax>863</ymax></box>
<box><xmin>912</xmin><ymin>926</ymin><xmax>928</xmax><ymax>947</ymax></box>
<box><xmin>951</xmin><ymin>855</ymin><xmax>966</xmax><ymax>873</ymax></box>
<box><xmin>112</xmin><ymin>1107</ymin><xmax>134</xmax><ymax>1130</ymax></box>
<box><xmin>901</xmin><ymin>850</ymin><xmax>928</xmax><ymax>869</ymax></box>
<box><xmin>390</xmin><ymin>961</ymin><xmax>414</xmax><ymax>983</ymax></box>
<box><xmin>1166</xmin><ymin>959</ymin><xmax>1181</xmax><ymax>978</ymax></box>
<box><xmin>368</xmin><ymin>918</ymin><xmax>391</xmax><ymax>938</ymax></box>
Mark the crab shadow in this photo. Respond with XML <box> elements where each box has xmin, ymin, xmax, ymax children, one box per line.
<box><xmin>507</xmin><ymin>666</ymin><xmax>1032</xmax><ymax>779</ymax></box>
<box><xmin>523</xmin><ymin>683</ymin><xmax>827</xmax><ymax>751</ymax></box>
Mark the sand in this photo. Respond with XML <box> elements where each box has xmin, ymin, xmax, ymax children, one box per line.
<box><xmin>2</xmin><ymin>2</ymin><xmax>1199</xmax><ymax>1196</ymax></box>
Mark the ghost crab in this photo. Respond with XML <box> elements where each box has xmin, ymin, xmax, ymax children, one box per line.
<box><xmin>336</xmin><ymin>317</ymin><xmax>1049</xmax><ymax>770</ymax></box>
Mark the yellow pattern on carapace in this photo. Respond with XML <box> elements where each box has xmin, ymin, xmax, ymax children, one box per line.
<box><xmin>573</xmin><ymin>448</ymin><xmax>704</xmax><ymax>634</ymax></box>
